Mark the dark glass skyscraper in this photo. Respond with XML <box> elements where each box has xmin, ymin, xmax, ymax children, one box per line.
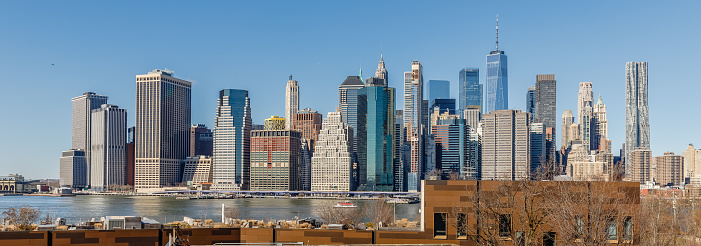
<box><xmin>357</xmin><ymin>78</ymin><xmax>395</xmax><ymax>191</ymax></box>
<box><xmin>459</xmin><ymin>68</ymin><xmax>481</xmax><ymax>113</ymax></box>
<box><xmin>428</xmin><ymin>80</ymin><xmax>450</xmax><ymax>103</ymax></box>
<box><xmin>526</xmin><ymin>86</ymin><xmax>535</xmax><ymax>118</ymax></box>
<box><xmin>485</xmin><ymin>16</ymin><xmax>508</xmax><ymax>114</ymax></box>
<box><xmin>535</xmin><ymin>74</ymin><xmax>557</xmax><ymax>129</ymax></box>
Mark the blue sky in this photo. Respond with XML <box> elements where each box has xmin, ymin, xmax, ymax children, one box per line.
<box><xmin>1</xmin><ymin>1</ymin><xmax>699</xmax><ymax>179</ymax></box>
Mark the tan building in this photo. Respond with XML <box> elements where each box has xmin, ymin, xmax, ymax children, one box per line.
<box><xmin>481</xmin><ymin>109</ymin><xmax>530</xmax><ymax>180</ymax></box>
<box><xmin>629</xmin><ymin>148</ymin><xmax>652</xmax><ymax>183</ymax></box>
<box><xmin>292</xmin><ymin>108</ymin><xmax>322</xmax><ymax>150</ymax></box>
<box><xmin>567</xmin><ymin>144</ymin><xmax>607</xmax><ymax>181</ymax></box>
<box><xmin>182</xmin><ymin>156</ymin><xmax>213</xmax><ymax>185</ymax></box>
<box><xmin>655</xmin><ymin>152</ymin><xmax>684</xmax><ymax>186</ymax></box>
<box><xmin>682</xmin><ymin>144</ymin><xmax>701</xmax><ymax>180</ymax></box>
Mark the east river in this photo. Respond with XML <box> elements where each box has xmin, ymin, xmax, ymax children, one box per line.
<box><xmin>0</xmin><ymin>195</ymin><xmax>420</xmax><ymax>224</ymax></box>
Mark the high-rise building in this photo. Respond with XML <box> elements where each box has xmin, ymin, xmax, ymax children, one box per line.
<box><xmin>655</xmin><ymin>152</ymin><xmax>683</xmax><ymax>186</ymax></box>
<box><xmin>682</xmin><ymin>144</ymin><xmax>701</xmax><ymax>180</ymax></box>
<box><xmin>181</xmin><ymin>156</ymin><xmax>213</xmax><ymax>186</ymax></box>
<box><xmin>90</xmin><ymin>104</ymin><xmax>127</xmax><ymax>192</ymax></box>
<box><xmin>285</xmin><ymin>76</ymin><xmax>299</xmax><ymax>130</ymax></box>
<box><xmin>300</xmin><ymin>139</ymin><xmax>312</xmax><ymax>191</ymax></box>
<box><xmin>580</xmin><ymin>106</ymin><xmax>593</xmax><ymax>151</ymax></box>
<box><xmin>628</xmin><ymin>147</ymin><xmax>651</xmax><ymax>184</ymax></box>
<box><xmin>481</xmin><ymin>110</ymin><xmax>530</xmax><ymax>180</ymax></box>
<box><xmin>292</xmin><ymin>108</ymin><xmax>323</xmax><ymax>150</ymax></box>
<box><xmin>404</xmin><ymin>61</ymin><xmax>424</xmax><ymax>191</ymax></box>
<box><xmin>428</xmin><ymin>80</ymin><xmax>450</xmax><ymax>103</ymax></box>
<box><xmin>432</xmin><ymin>116</ymin><xmax>475</xmax><ymax>180</ymax></box>
<box><xmin>535</xmin><ymin>74</ymin><xmax>556</xmax><ymax>129</ymax></box>
<box><xmin>135</xmin><ymin>69</ymin><xmax>191</xmax><ymax>189</ymax></box>
<box><xmin>190</xmin><ymin>124</ymin><xmax>213</xmax><ymax>157</ymax></box>
<box><xmin>485</xmin><ymin>16</ymin><xmax>508</xmax><ymax>114</ymax></box>
<box><xmin>264</xmin><ymin>116</ymin><xmax>285</xmax><ymax>130</ymax></box>
<box><xmin>71</xmin><ymin>92</ymin><xmax>108</xmax><ymax>184</ymax></box>
<box><xmin>311</xmin><ymin>111</ymin><xmax>353</xmax><ymax>191</ymax></box>
<box><xmin>394</xmin><ymin>110</ymin><xmax>406</xmax><ymax>191</ymax></box>
<box><xmin>357</xmin><ymin>79</ymin><xmax>395</xmax><ymax>191</ymax></box>
<box><xmin>459</xmin><ymin>68</ymin><xmax>481</xmax><ymax>113</ymax></box>
<box><xmin>526</xmin><ymin>86</ymin><xmax>536</xmax><ymax>118</ymax></box>
<box><xmin>577</xmin><ymin>82</ymin><xmax>593</xmax><ymax>127</ymax></box>
<box><xmin>338</xmin><ymin>76</ymin><xmax>365</xmax><ymax>152</ymax></box>
<box><xmin>126</xmin><ymin>127</ymin><xmax>135</xmax><ymax>187</ymax></box>
<box><xmin>566</xmin><ymin>144</ymin><xmax>607</xmax><ymax>181</ymax></box>
<box><xmin>375</xmin><ymin>54</ymin><xmax>388</xmax><ymax>87</ymax></box>
<box><xmin>561</xmin><ymin>110</ymin><xmax>574</xmax><ymax>148</ymax></box>
<box><xmin>250</xmin><ymin>130</ymin><xmax>302</xmax><ymax>191</ymax></box>
<box><xmin>592</xmin><ymin>95</ymin><xmax>609</xmax><ymax>152</ymax></box>
<box><xmin>60</xmin><ymin>149</ymin><xmax>87</xmax><ymax>189</ymax></box>
<box><xmin>530</xmin><ymin>122</ymin><xmax>545</xmax><ymax>175</ymax></box>
<box><xmin>430</xmin><ymin>99</ymin><xmax>456</xmax><ymax>116</ymax></box>
<box><xmin>463</xmin><ymin>106</ymin><xmax>481</xmax><ymax>130</ymax></box>
<box><xmin>625</xmin><ymin>62</ymin><xmax>650</xmax><ymax>167</ymax></box>
<box><xmin>212</xmin><ymin>89</ymin><xmax>252</xmax><ymax>191</ymax></box>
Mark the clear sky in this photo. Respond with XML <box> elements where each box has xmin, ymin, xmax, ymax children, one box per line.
<box><xmin>1</xmin><ymin>1</ymin><xmax>699</xmax><ymax>179</ymax></box>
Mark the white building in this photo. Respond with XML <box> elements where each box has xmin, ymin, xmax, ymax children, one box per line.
<box><xmin>683</xmin><ymin>144</ymin><xmax>701</xmax><ymax>180</ymax></box>
<box><xmin>212</xmin><ymin>89</ymin><xmax>251</xmax><ymax>191</ymax></box>
<box><xmin>311</xmin><ymin>111</ymin><xmax>352</xmax><ymax>191</ymax></box>
<box><xmin>481</xmin><ymin>110</ymin><xmax>530</xmax><ymax>180</ymax></box>
<box><xmin>71</xmin><ymin>92</ymin><xmax>108</xmax><ymax>183</ymax></box>
<box><xmin>625</xmin><ymin>62</ymin><xmax>649</xmax><ymax>166</ymax></box>
<box><xmin>90</xmin><ymin>104</ymin><xmax>127</xmax><ymax>191</ymax></box>
<box><xmin>285</xmin><ymin>76</ymin><xmax>299</xmax><ymax>130</ymax></box>
<box><xmin>182</xmin><ymin>156</ymin><xmax>213</xmax><ymax>185</ymax></box>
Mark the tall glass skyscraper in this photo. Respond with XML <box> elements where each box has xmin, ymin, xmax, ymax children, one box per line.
<box><xmin>625</xmin><ymin>62</ymin><xmax>649</xmax><ymax>167</ymax></box>
<box><xmin>485</xmin><ymin>16</ymin><xmax>508</xmax><ymax>114</ymax></box>
<box><xmin>404</xmin><ymin>61</ymin><xmax>424</xmax><ymax>192</ymax></box>
<box><xmin>526</xmin><ymin>86</ymin><xmax>536</xmax><ymax>117</ymax></box>
<box><xmin>428</xmin><ymin>80</ymin><xmax>450</xmax><ymax>103</ymax></box>
<box><xmin>212</xmin><ymin>89</ymin><xmax>252</xmax><ymax>191</ymax></box>
<box><xmin>358</xmin><ymin>78</ymin><xmax>395</xmax><ymax>191</ymax></box>
<box><xmin>459</xmin><ymin>68</ymin><xmax>481</xmax><ymax>113</ymax></box>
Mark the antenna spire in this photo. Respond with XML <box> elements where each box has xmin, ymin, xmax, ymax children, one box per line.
<box><xmin>495</xmin><ymin>14</ymin><xmax>499</xmax><ymax>50</ymax></box>
<box><xmin>289</xmin><ymin>75</ymin><xmax>293</xmax><ymax>81</ymax></box>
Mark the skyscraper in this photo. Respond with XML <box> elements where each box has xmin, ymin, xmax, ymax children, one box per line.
<box><xmin>71</xmin><ymin>92</ymin><xmax>108</xmax><ymax>184</ymax></box>
<box><xmin>485</xmin><ymin>16</ymin><xmax>508</xmax><ymax>114</ymax></box>
<box><xmin>375</xmin><ymin>54</ymin><xmax>388</xmax><ymax>87</ymax></box>
<box><xmin>358</xmin><ymin>78</ymin><xmax>395</xmax><ymax>191</ymax></box>
<box><xmin>90</xmin><ymin>104</ymin><xmax>127</xmax><ymax>192</ymax></box>
<box><xmin>404</xmin><ymin>61</ymin><xmax>424</xmax><ymax>191</ymax></box>
<box><xmin>463</xmin><ymin>105</ymin><xmax>481</xmax><ymax>130</ymax></box>
<box><xmin>529</xmin><ymin>122</ymin><xmax>545</xmax><ymax>175</ymax></box>
<box><xmin>394</xmin><ymin>110</ymin><xmax>406</xmax><ymax>191</ymax></box>
<box><xmin>59</xmin><ymin>149</ymin><xmax>87</xmax><ymax>189</ymax></box>
<box><xmin>481</xmin><ymin>109</ymin><xmax>530</xmax><ymax>180</ymax></box>
<box><xmin>459</xmin><ymin>68</ymin><xmax>481</xmax><ymax>113</ymax></box>
<box><xmin>212</xmin><ymin>89</ymin><xmax>252</xmax><ymax>191</ymax></box>
<box><xmin>250</xmin><ymin>129</ymin><xmax>302</xmax><ymax>191</ymax></box>
<box><xmin>311</xmin><ymin>111</ymin><xmax>353</xmax><ymax>191</ymax></box>
<box><xmin>190</xmin><ymin>124</ymin><xmax>213</xmax><ymax>157</ymax></box>
<box><xmin>428</xmin><ymin>80</ymin><xmax>450</xmax><ymax>103</ymax></box>
<box><xmin>592</xmin><ymin>95</ymin><xmax>609</xmax><ymax>152</ymax></box>
<box><xmin>629</xmin><ymin>147</ymin><xmax>651</xmax><ymax>184</ymax></box>
<box><xmin>577</xmin><ymin>82</ymin><xmax>593</xmax><ymax>127</ymax></box>
<box><xmin>292</xmin><ymin>108</ymin><xmax>323</xmax><ymax>150</ymax></box>
<box><xmin>285</xmin><ymin>75</ymin><xmax>299</xmax><ymax>130</ymax></box>
<box><xmin>535</xmin><ymin>74</ymin><xmax>556</xmax><ymax>129</ymax></box>
<box><xmin>338</xmin><ymin>76</ymin><xmax>365</xmax><ymax>152</ymax></box>
<box><xmin>655</xmin><ymin>152</ymin><xmax>683</xmax><ymax>186</ymax></box>
<box><xmin>682</xmin><ymin>144</ymin><xmax>701</xmax><ymax>180</ymax></box>
<box><xmin>526</xmin><ymin>86</ymin><xmax>536</xmax><ymax>117</ymax></box>
<box><xmin>625</xmin><ymin>62</ymin><xmax>650</xmax><ymax>165</ymax></box>
<box><xmin>561</xmin><ymin>110</ymin><xmax>574</xmax><ymax>148</ymax></box>
<box><xmin>135</xmin><ymin>69</ymin><xmax>191</xmax><ymax>189</ymax></box>
<box><xmin>432</xmin><ymin>116</ymin><xmax>475</xmax><ymax>180</ymax></box>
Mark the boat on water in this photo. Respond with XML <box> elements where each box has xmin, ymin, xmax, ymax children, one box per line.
<box><xmin>334</xmin><ymin>201</ymin><xmax>357</xmax><ymax>208</ymax></box>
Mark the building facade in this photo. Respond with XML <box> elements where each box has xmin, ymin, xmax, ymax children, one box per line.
<box><xmin>292</xmin><ymin>108</ymin><xmax>323</xmax><ymax>150</ymax></box>
<box><xmin>71</xmin><ymin>92</ymin><xmax>108</xmax><ymax>184</ymax></box>
<box><xmin>481</xmin><ymin>110</ymin><xmax>530</xmax><ymax>180</ymax></box>
<box><xmin>535</xmin><ymin>74</ymin><xmax>556</xmax><ymax>129</ymax></box>
<box><xmin>358</xmin><ymin>80</ymin><xmax>395</xmax><ymax>191</ymax></box>
<box><xmin>338</xmin><ymin>76</ymin><xmax>365</xmax><ymax>153</ymax></box>
<box><xmin>530</xmin><ymin>122</ymin><xmax>545</xmax><ymax>175</ymax></box>
<box><xmin>404</xmin><ymin>61</ymin><xmax>424</xmax><ymax>191</ymax></box>
<box><xmin>60</xmin><ymin>149</ymin><xmax>88</xmax><ymax>189</ymax></box>
<box><xmin>526</xmin><ymin>86</ymin><xmax>535</xmax><ymax>118</ymax></box>
<box><xmin>432</xmin><ymin>117</ymin><xmax>475</xmax><ymax>180</ymax></box>
<box><xmin>285</xmin><ymin>76</ymin><xmax>299</xmax><ymax>130</ymax></box>
<box><xmin>190</xmin><ymin>124</ymin><xmax>213</xmax><ymax>157</ymax></box>
<box><xmin>250</xmin><ymin>130</ymin><xmax>302</xmax><ymax>191</ymax></box>
<box><xmin>485</xmin><ymin>18</ymin><xmax>508</xmax><ymax>114</ymax></box>
<box><xmin>561</xmin><ymin>110</ymin><xmax>574</xmax><ymax>148</ymax></box>
<box><xmin>375</xmin><ymin>54</ymin><xmax>388</xmax><ymax>87</ymax></box>
<box><xmin>134</xmin><ymin>69</ymin><xmax>191</xmax><ymax>189</ymax></box>
<box><xmin>311</xmin><ymin>111</ymin><xmax>353</xmax><ymax>191</ymax></box>
<box><xmin>592</xmin><ymin>95</ymin><xmax>609</xmax><ymax>153</ymax></box>
<box><xmin>629</xmin><ymin>147</ymin><xmax>652</xmax><ymax>184</ymax></box>
<box><xmin>182</xmin><ymin>156</ymin><xmax>213</xmax><ymax>185</ymax></box>
<box><xmin>90</xmin><ymin>104</ymin><xmax>127</xmax><ymax>191</ymax></box>
<box><xmin>428</xmin><ymin>80</ymin><xmax>450</xmax><ymax>103</ymax></box>
<box><xmin>655</xmin><ymin>152</ymin><xmax>683</xmax><ymax>186</ymax></box>
<box><xmin>264</xmin><ymin>116</ymin><xmax>285</xmax><ymax>131</ymax></box>
<box><xmin>212</xmin><ymin>89</ymin><xmax>252</xmax><ymax>191</ymax></box>
<box><xmin>459</xmin><ymin>67</ymin><xmax>481</xmax><ymax>114</ymax></box>
<box><xmin>625</xmin><ymin>62</ymin><xmax>650</xmax><ymax>167</ymax></box>
<box><xmin>683</xmin><ymin>144</ymin><xmax>701</xmax><ymax>180</ymax></box>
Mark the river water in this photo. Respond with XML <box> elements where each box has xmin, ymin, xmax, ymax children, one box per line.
<box><xmin>0</xmin><ymin>196</ymin><xmax>420</xmax><ymax>225</ymax></box>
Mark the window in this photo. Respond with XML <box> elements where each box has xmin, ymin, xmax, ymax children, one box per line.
<box><xmin>622</xmin><ymin>216</ymin><xmax>632</xmax><ymax>241</ymax></box>
<box><xmin>606</xmin><ymin>218</ymin><xmax>617</xmax><ymax>241</ymax></box>
<box><xmin>543</xmin><ymin>232</ymin><xmax>556</xmax><ymax>246</ymax></box>
<box><xmin>499</xmin><ymin>214</ymin><xmax>511</xmax><ymax>237</ymax></box>
<box><xmin>574</xmin><ymin>216</ymin><xmax>584</xmax><ymax>239</ymax></box>
<box><xmin>457</xmin><ymin>213</ymin><xmax>467</xmax><ymax>239</ymax></box>
<box><xmin>434</xmin><ymin>213</ymin><xmax>447</xmax><ymax>239</ymax></box>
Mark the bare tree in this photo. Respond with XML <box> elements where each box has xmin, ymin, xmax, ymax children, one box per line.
<box><xmin>547</xmin><ymin>181</ymin><xmax>636</xmax><ymax>246</ymax></box>
<box><xmin>2</xmin><ymin>205</ymin><xmax>41</xmax><ymax>231</ymax></box>
<box><xmin>448</xmin><ymin>172</ymin><xmax>462</xmax><ymax>180</ymax></box>
<box><xmin>224</xmin><ymin>206</ymin><xmax>240</xmax><ymax>225</ymax></box>
<box><xmin>315</xmin><ymin>201</ymin><xmax>365</xmax><ymax>229</ymax></box>
<box><xmin>365</xmin><ymin>199</ymin><xmax>393</xmax><ymax>228</ymax></box>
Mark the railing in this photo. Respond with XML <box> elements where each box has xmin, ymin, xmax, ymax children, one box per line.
<box><xmin>212</xmin><ymin>243</ymin><xmax>303</xmax><ymax>246</ymax></box>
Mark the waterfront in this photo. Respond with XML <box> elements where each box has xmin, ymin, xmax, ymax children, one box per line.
<box><xmin>0</xmin><ymin>195</ymin><xmax>420</xmax><ymax>224</ymax></box>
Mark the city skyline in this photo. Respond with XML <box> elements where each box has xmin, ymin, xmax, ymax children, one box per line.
<box><xmin>1</xmin><ymin>1</ymin><xmax>700</xmax><ymax>178</ymax></box>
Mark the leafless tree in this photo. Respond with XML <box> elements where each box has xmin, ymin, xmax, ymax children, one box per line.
<box><xmin>224</xmin><ymin>206</ymin><xmax>239</xmax><ymax>225</ymax></box>
<box><xmin>365</xmin><ymin>199</ymin><xmax>393</xmax><ymax>228</ymax></box>
<box><xmin>547</xmin><ymin>181</ymin><xmax>635</xmax><ymax>246</ymax></box>
<box><xmin>315</xmin><ymin>201</ymin><xmax>365</xmax><ymax>229</ymax></box>
<box><xmin>448</xmin><ymin>172</ymin><xmax>462</xmax><ymax>180</ymax></box>
<box><xmin>426</xmin><ymin>169</ymin><xmax>442</xmax><ymax>180</ymax></box>
<box><xmin>2</xmin><ymin>205</ymin><xmax>41</xmax><ymax>230</ymax></box>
